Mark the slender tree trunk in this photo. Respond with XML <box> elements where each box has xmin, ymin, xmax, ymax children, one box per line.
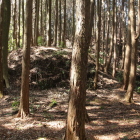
<box><xmin>104</xmin><ymin>0</ymin><xmax>113</xmax><ymax>74</ymax></box>
<box><xmin>17</xmin><ymin>0</ymin><xmax>20</xmax><ymax>47</ymax></box>
<box><xmin>125</xmin><ymin>0</ymin><xmax>138</xmax><ymax>103</ymax></box>
<box><xmin>121</xmin><ymin>0</ymin><xmax>126</xmax><ymax>69</ymax></box>
<box><xmin>22</xmin><ymin>0</ymin><xmax>24</xmax><ymax>45</ymax></box>
<box><xmin>104</xmin><ymin>0</ymin><xmax>110</xmax><ymax>71</ymax></box>
<box><xmin>34</xmin><ymin>0</ymin><xmax>39</xmax><ymax>46</ymax></box>
<box><xmin>94</xmin><ymin>0</ymin><xmax>101</xmax><ymax>89</ymax></box>
<box><xmin>112</xmin><ymin>0</ymin><xmax>117</xmax><ymax>77</ymax></box>
<box><xmin>62</xmin><ymin>0</ymin><xmax>66</xmax><ymax>48</ymax></box>
<box><xmin>102</xmin><ymin>0</ymin><xmax>105</xmax><ymax>66</ymax></box>
<box><xmin>47</xmin><ymin>0</ymin><xmax>51</xmax><ymax>46</ymax></box>
<box><xmin>53</xmin><ymin>0</ymin><xmax>58</xmax><ymax>46</ymax></box>
<box><xmin>13</xmin><ymin>0</ymin><xmax>17</xmax><ymax>49</ymax></box>
<box><xmin>0</xmin><ymin>0</ymin><xmax>3</xmax><ymax>98</ymax></box>
<box><xmin>2</xmin><ymin>0</ymin><xmax>11</xmax><ymax>88</ymax></box>
<box><xmin>40</xmin><ymin>0</ymin><xmax>43</xmax><ymax>36</ymax></box>
<box><xmin>123</xmin><ymin>1</ymin><xmax>131</xmax><ymax>90</ymax></box>
<box><xmin>17</xmin><ymin>0</ymin><xmax>32</xmax><ymax>118</ymax></box>
<box><xmin>72</xmin><ymin>0</ymin><xmax>75</xmax><ymax>46</ymax></box>
<box><xmin>57</xmin><ymin>0</ymin><xmax>62</xmax><ymax>46</ymax></box>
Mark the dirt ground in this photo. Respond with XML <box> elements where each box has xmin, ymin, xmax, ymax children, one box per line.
<box><xmin>0</xmin><ymin>46</ymin><xmax>140</xmax><ymax>140</ymax></box>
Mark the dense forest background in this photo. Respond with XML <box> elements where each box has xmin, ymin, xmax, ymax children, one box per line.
<box><xmin>0</xmin><ymin>0</ymin><xmax>140</xmax><ymax>140</ymax></box>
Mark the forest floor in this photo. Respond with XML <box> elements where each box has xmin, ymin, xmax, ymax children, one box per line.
<box><xmin>0</xmin><ymin>46</ymin><xmax>140</xmax><ymax>140</ymax></box>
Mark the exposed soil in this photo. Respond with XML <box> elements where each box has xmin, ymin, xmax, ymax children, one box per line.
<box><xmin>0</xmin><ymin>46</ymin><xmax>140</xmax><ymax>140</ymax></box>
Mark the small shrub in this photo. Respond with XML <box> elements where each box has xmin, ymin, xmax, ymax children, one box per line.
<box><xmin>12</xmin><ymin>101</ymin><xmax>20</xmax><ymax>110</ymax></box>
<box><xmin>37</xmin><ymin>36</ymin><xmax>44</xmax><ymax>46</ymax></box>
<box><xmin>49</xmin><ymin>99</ymin><xmax>57</xmax><ymax>107</ymax></box>
<box><xmin>53</xmin><ymin>50</ymin><xmax>68</xmax><ymax>57</ymax></box>
<box><xmin>136</xmin><ymin>86</ymin><xmax>140</xmax><ymax>94</ymax></box>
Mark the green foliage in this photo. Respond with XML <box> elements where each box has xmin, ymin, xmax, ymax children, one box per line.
<box><xmin>58</xmin><ymin>41</ymin><xmax>66</xmax><ymax>48</ymax></box>
<box><xmin>53</xmin><ymin>50</ymin><xmax>68</xmax><ymax>57</ymax></box>
<box><xmin>49</xmin><ymin>99</ymin><xmax>57</xmax><ymax>107</ymax></box>
<box><xmin>37</xmin><ymin>36</ymin><xmax>44</xmax><ymax>46</ymax></box>
<box><xmin>135</xmin><ymin>81</ymin><xmax>140</xmax><ymax>94</ymax></box>
<box><xmin>8</xmin><ymin>39</ymin><xmax>15</xmax><ymax>51</ymax></box>
<box><xmin>136</xmin><ymin>86</ymin><xmax>140</xmax><ymax>94</ymax></box>
<box><xmin>99</xmin><ymin>52</ymin><xmax>105</xmax><ymax>55</ymax></box>
<box><xmin>12</xmin><ymin>100</ymin><xmax>20</xmax><ymax>110</ymax></box>
<box><xmin>100</xmin><ymin>106</ymin><xmax>105</xmax><ymax>109</ymax></box>
<box><xmin>137</xmin><ymin>65</ymin><xmax>140</xmax><ymax>69</ymax></box>
<box><xmin>8</xmin><ymin>29</ymin><xmax>16</xmax><ymax>51</ymax></box>
<box><xmin>99</xmin><ymin>57</ymin><xmax>104</xmax><ymax>64</ymax></box>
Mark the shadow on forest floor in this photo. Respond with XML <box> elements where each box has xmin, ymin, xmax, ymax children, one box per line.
<box><xmin>0</xmin><ymin>46</ymin><xmax>140</xmax><ymax>140</ymax></box>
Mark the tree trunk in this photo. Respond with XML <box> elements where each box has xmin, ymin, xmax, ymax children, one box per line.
<box><xmin>112</xmin><ymin>0</ymin><xmax>117</xmax><ymax>77</ymax></box>
<box><xmin>65</xmin><ymin>0</ymin><xmax>90</xmax><ymax>139</ymax></box>
<box><xmin>17</xmin><ymin>0</ymin><xmax>21</xmax><ymax>47</ymax></box>
<box><xmin>94</xmin><ymin>0</ymin><xmax>101</xmax><ymax>89</ymax></box>
<box><xmin>53</xmin><ymin>0</ymin><xmax>58</xmax><ymax>46</ymax></box>
<box><xmin>13</xmin><ymin>0</ymin><xmax>17</xmax><ymax>49</ymax></box>
<box><xmin>123</xmin><ymin>1</ymin><xmax>131</xmax><ymax>90</ymax></box>
<box><xmin>2</xmin><ymin>0</ymin><xmax>11</xmax><ymax>88</ymax></box>
<box><xmin>72</xmin><ymin>0</ymin><xmax>75</xmax><ymax>46</ymax></box>
<box><xmin>17</xmin><ymin>0</ymin><xmax>32</xmax><ymax>118</ymax></box>
<box><xmin>40</xmin><ymin>0</ymin><xmax>43</xmax><ymax>36</ymax></box>
<box><xmin>104</xmin><ymin>0</ymin><xmax>113</xmax><ymax>74</ymax></box>
<box><xmin>22</xmin><ymin>0</ymin><xmax>24</xmax><ymax>46</ymax></box>
<box><xmin>47</xmin><ymin>0</ymin><xmax>51</xmax><ymax>46</ymax></box>
<box><xmin>125</xmin><ymin>0</ymin><xmax>138</xmax><ymax>103</ymax></box>
<box><xmin>104</xmin><ymin>0</ymin><xmax>110</xmax><ymax>71</ymax></box>
<box><xmin>121</xmin><ymin>0</ymin><xmax>126</xmax><ymax>69</ymax></box>
<box><xmin>0</xmin><ymin>0</ymin><xmax>3</xmax><ymax>98</ymax></box>
<box><xmin>62</xmin><ymin>0</ymin><xmax>66</xmax><ymax>48</ymax></box>
<box><xmin>34</xmin><ymin>0</ymin><xmax>39</xmax><ymax>46</ymax></box>
<box><xmin>57</xmin><ymin>0</ymin><xmax>62</xmax><ymax>46</ymax></box>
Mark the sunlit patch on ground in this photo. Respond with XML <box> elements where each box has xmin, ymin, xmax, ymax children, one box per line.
<box><xmin>0</xmin><ymin>46</ymin><xmax>140</xmax><ymax>139</ymax></box>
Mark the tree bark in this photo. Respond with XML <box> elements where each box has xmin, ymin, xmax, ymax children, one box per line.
<box><xmin>0</xmin><ymin>0</ymin><xmax>3</xmax><ymax>98</ymax></box>
<box><xmin>17</xmin><ymin>0</ymin><xmax>32</xmax><ymax>118</ymax></box>
<box><xmin>125</xmin><ymin>0</ymin><xmax>138</xmax><ymax>103</ymax></box>
<box><xmin>94</xmin><ymin>0</ymin><xmax>101</xmax><ymax>89</ymax></box>
<box><xmin>22</xmin><ymin>0</ymin><xmax>24</xmax><ymax>45</ymax></box>
<box><xmin>104</xmin><ymin>0</ymin><xmax>110</xmax><ymax>71</ymax></box>
<box><xmin>104</xmin><ymin>0</ymin><xmax>113</xmax><ymax>74</ymax></box>
<box><xmin>57</xmin><ymin>0</ymin><xmax>62</xmax><ymax>46</ymax></box>
<box><xmin>62</xmin><ymin>0</ymin><xmax>66</xmax><ymax>48</ymax></box>
<box><xmin>123</xmin><ymin>1</ymin><xmax>131</xmax><ymax>90</ymax></box>
<box><xmin>47</xmin><ymin>0</ymin><xmax>51</xmax><ymax>46</ymax></box>
<box><xmin>34</xmin><ymin>0</ymin><xmax>39</xmax><ymax>46</ymax></box>
<box><xmin>2</xmin><ymin>0</ymin><xmax>11</xmax><ymax>88</ymax></box>
<box><xmin>65</xmin><ymin>0</ymin><xmax>90</xmax><ymax>139</ymax></box>
<box><xmin>72</xmin><ymin>0</ymin><xmax>75</xmax><ymax>46</ymax></box>
<box><xmin>17</xmin><ymin>0</ymin><xmax>21</xmax><ymax>47</ymax></box>
<box><xmin>112</xmin><ymin>0</ymin><xmax>117</xmax><ymax>77</ymax></box>
<box><xmin>52</xmin><ymin>0</ymin><xmax>58</xmax><ymax>46</ymax></box>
